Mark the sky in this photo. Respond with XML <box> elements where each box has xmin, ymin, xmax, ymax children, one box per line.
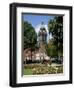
<box><xmin>22</xmin><ymin>13</ymin><xmax>55</xmax><ymax>28</ymax></box>
<box><xmin>22</xmin><ymin>14</ymin><xmax>55</xmax><ymax>42</ymax></box>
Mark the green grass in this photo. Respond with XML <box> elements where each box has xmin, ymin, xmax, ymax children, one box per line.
<box><xmin>23</xmin><ymin>68</ymin><xmax>33</xmax><ymax>75</ymax></box>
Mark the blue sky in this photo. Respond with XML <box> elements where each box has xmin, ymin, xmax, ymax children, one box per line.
<box><xmin>22</xmin><ymin>14</ymin><xmax>55</xmax><ymax>28</ymax></box>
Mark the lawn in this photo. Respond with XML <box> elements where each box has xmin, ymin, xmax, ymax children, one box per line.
<box><xmin>23</xmin><ymin>68</ymin><xmax>33</xmax><ymax>75</ymax></box>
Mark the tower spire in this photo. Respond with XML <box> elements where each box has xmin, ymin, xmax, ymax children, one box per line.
<box><xmin>41</xmin><ymin>21</ymin><xmax>44</xmax><ymax>25</ymax></box>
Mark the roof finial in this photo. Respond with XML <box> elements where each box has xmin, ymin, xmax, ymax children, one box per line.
<box><xmin>41</xmin><ymin>21</ymin><xmax>44</xmax><ymax>25</ymax></box>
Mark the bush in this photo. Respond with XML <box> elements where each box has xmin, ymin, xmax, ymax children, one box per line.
<box><xmin>57</xmin><ymin>66</ymin><xmax>63</xmax><ymax>73</ymax></box>
<box><xmin>32</xmin><ymin>66</ymin><xmax>57</xmax><ymax>74</ymax></box>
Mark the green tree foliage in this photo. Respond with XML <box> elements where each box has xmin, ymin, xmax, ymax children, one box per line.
<box><xmin>46</xmin><ymin>39</ymin><xmax>58</xmax><ymax>57</ymax></box>
<box><xmin>48</xmin><ymin>16</ymin><xmax>63</xmax><ymax>54</ymax></box>
<box><xmin>23</xmin><ymin>21</ymin><xmax>37</xmax><ymax>50</ymax></box>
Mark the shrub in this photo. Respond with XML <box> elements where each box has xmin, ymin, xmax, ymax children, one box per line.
<box><xmin>57</xmin><ymin>66</ymin><xmax>63</xmax><ymax>73</ymax></box>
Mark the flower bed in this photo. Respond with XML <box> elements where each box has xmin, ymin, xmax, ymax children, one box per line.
<box><xmin>23</xmin><ymin>64</ymin><xmax>63</xmax><ymax>75</ymax></box>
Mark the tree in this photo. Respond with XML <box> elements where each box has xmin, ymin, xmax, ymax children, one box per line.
<box><xmin>23</xmin><ymin>21</ymin><xmax>37</xmax><ymax>50</ymax></box>
<box><xmin>48</xmin><ymin>16</ymin><xmax>63</xmax><ymax>56</ymax></box>
<box><xmin>46</xmin><ymin>39</ymin><xmax>58</xmax><ymax>57</ymax></box>
<box><xmin>23</xmin><ymin>21</ymin><xmax>37</xmax><ymax>61</ymax></box>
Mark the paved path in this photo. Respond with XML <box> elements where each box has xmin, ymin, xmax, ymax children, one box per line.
<box><xmin>47</xmin><ymin>63</ymin><xmax>63</xmax><ymax>67</ymax></box>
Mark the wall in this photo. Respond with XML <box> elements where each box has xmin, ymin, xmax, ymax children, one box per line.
<box><xmin>0</xmin><ymin>0</ymin><xmax>74</xmax><ymax>89</ymax></box>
